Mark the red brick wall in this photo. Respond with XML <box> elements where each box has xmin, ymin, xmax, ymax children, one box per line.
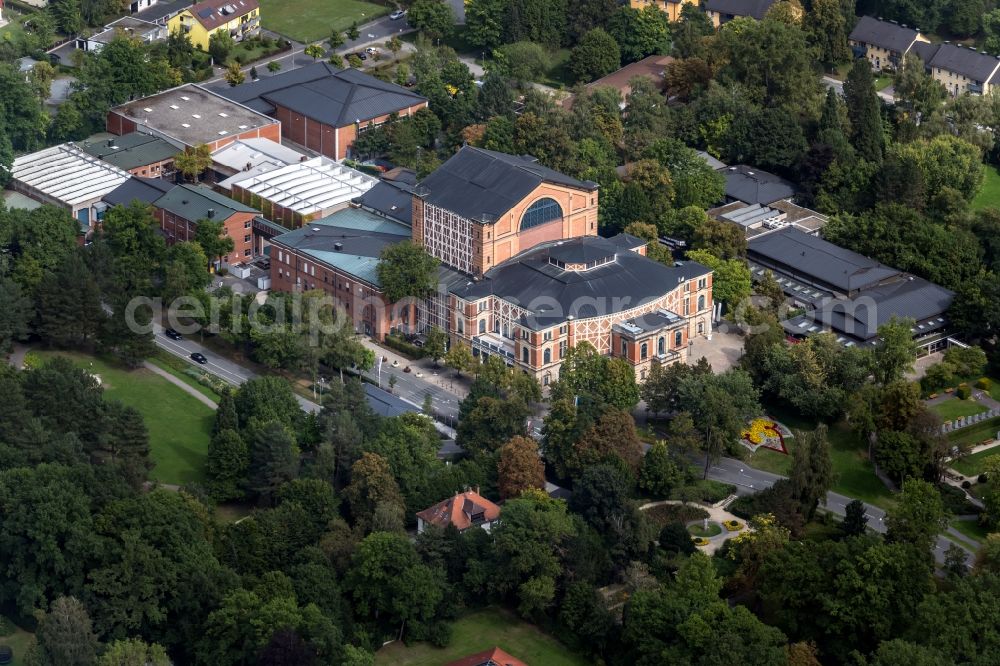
<box><xmin>154</xmin><ymin>209</ymin><xmax>254</xmax><ymax>265</ymax></box>
<box><xmin>275</xmin><ymin>101</ymin><xmax>428</xmax><ymax>160</ymax></box>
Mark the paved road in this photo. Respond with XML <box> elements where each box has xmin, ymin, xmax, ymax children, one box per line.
<box><xmin>705</xmin><ymin>456</ymin><xmax>973</xmax><ymax>567</ymax></box>
<box><xmin>822</xmin><ymin>75</ymin><xmax>896</xmax><ymax>103</ymax></box>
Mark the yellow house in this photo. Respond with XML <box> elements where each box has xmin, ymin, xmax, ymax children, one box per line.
<box><xmin>168</xmin><ymin>0</ymin><xmax>260</xmax><ymax>52</ymax></box>
<box><xmin>629</xmin><ymin>0</ymin><xmax>698</xmax><ymax>22</ymax></box>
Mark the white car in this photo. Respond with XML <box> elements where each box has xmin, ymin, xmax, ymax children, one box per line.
<box><xmin>365</xmin><ymin>47</ymin><xmax>378</xmax><ymax>55</ymax></box>
<box><xmin>390</xmin><ymin>9</ymin><xmax>406</xmax><ymax>20</ymax></box>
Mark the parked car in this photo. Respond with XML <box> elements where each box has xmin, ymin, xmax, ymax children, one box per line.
<box><xmin>390</xmin><ymin>9</ymin><xmax>406</xmax><ymax>19</ymax></box>
<box><xmin>190</xmin><ymin>352</ymin><xmax>208</xmax><ymax>365</ymax></box>
<box><xmin>365</xmin><ymin>47</ymin><xmax>378</xmax><ymax>55</ymax></box>
<box><xmin>164</xmin><ymin>328</ymin><xmax>182</xmax><ymax>341</ymax></box>
<box><xmin>353</xmin><ymin>51</ymin><xmax>368</xmax><ymax>61</ymax></box>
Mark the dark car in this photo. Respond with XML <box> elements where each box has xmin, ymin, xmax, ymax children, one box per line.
<box><xmin>164</xmin><ymin>328</ymin><xmax>182</xmax><ymax>340</ymax></box>
<box><xmin>353</xmin><ymin>51</ymin><xmax>368</xmax><ymax>60</ymax></box>
<box><xmin>190</xmin><ymin>352</ymin><xmax>208</xmax><ymax>365</ymax></box>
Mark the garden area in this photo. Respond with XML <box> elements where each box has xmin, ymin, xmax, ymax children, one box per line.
<box><xmin>972</xmin><ymin>164</ymin><xmax>1000</xmax><ymax>210</ymax></box>
<box><xmin>951</xmin><ymin>443</ymin><xmax>1000</xmax><ymax>477</ymax></box>
<box><xmin>931</xmin><ymin>397</ymin><xmax>988</xmax><ymax>421</ymax></box>
<box><xmin>258</xmin><ymin>0</ymin><xmax>388</xmax><ymax>43</ymax></box>
<box><xmin>26</xmin><ymin>350</ymin><xmax>215</xmax><ymax>486</ymax></box>
<box><xmin>374</xmin><ymin>607</ymin><xmax>588</xmax><ymax>666</ymax></box>
<box><xmin>0</xmin><ymin>615</ymin><xmax>33</xmax><ymax>666</ymax></box>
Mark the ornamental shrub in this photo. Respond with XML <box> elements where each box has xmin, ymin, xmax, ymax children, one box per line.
<box><xmin>957</xmin><ymin>384</ymin><xmax>972</xmax><ymax>400</ymax></box>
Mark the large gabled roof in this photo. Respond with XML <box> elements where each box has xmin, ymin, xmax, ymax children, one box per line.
<box><xmin>219</xmin><ymin>62</ymin><xmax>427</xmax><ymax>127</ymax></box>
<box><xmin>416</xmin><ymin>146</ymin><xmax>597</xmax><ymax>223</ymax></box>
<box><xmin>78</xmin><ymin>132</ymin><xmax>179</xmax><ymax>171</ymax></box>
<box><xmin>416</xmin><ymin>490</ymin><xmax>501</xmax><ymax>531</ymax></box>
<box><xmin>103</xmin><ymin>176</ymin><xmax>176</xmax><ymax>207</ymax></box>
<box><xmin>153</xmin><ymin>183</ymin><xmax>257</xmax><ymax>221</ymax></box>
<box><xmin>748</xmin><ymin>227</ymin><xmax>897</xmax><ymax>293</ymax></box>
<box><xmin>703</xmin><ymin>0</ymin><xmax>777</xmax><ymax>20</ymax></box>
<box><xmin>929</xmin><ymin>43</ymin><xmax>1000</xmax><ymax>83</ymax></box>
<box><xmin>723</xmin><ymin>165</ymin><xmax>796</xmax><ymax>206</ymax></box>
<box><xmin>849</xmin><ymin>16</ymin><xmax>922</xmax><ymax>53</ymax></box>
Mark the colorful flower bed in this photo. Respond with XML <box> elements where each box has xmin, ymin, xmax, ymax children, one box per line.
<box><xmin>739</xmin><ymin>417</ymin><xmax>789</xmax><ymax>454</ymax></box>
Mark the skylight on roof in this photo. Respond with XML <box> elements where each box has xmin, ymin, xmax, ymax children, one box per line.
<box><xmin>169</xmin><ymin>104</ymin><xmax>179</xmax><ymax>110</ymax></box>
<box><xmin>238</xmin><ymin>125</ymin><xmax>248</xmax><ymax>129</ymax></box>
<box><xmin>180</xmin><ymin>95</ymin><xmax>190</xmax><ymax>101</ymax></box>
<box><xmin>192</xmin><ymin>114</ymin><xmax>201</xmax><ymax>119</ymax></box>
<box><xmin>218</xmin><ymin>130</ymin><xmax>228</xmax><ymax>135</ymax></box>
<box><xmin>181</xmin><ymin>123</ymin><xmax>191</xmax><ymax>128</ymax></box>
<box><xmin>219</xmin><ymin>112</ymin><xmax>228</xmax><ymax>118</ymax></box>
<box><xmin>143</xmin><ymin>107</ymin><xmax>153</xmax><ymax>112</ymax></box>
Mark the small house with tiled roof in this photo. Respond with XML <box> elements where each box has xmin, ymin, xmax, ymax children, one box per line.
<box><xmin>445</xmin><ymin>647</ymin><xmax>528</xmax><ymax>666</ymax></box>
<box><xmin>416</xmin><ymin>490</ymin><xmax>501</xmax><ymax>534</ymax></box>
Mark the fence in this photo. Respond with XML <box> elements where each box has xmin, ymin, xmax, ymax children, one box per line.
<box><xmin>941</xmin><ymin>408</ymin><xmax>1000</xmax><ymax>434</ymax></box>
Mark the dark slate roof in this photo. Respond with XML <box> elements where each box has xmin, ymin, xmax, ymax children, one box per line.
<box><xmin>748</xmin><ymin>227</ymin><xmax>898</xmax><ymax>293</ymax></box>
<box><xmin>363</xmin><ymin>382</ymin><xmax>416</xmax><ymax>418</ymax></box>
<box><xmin>784</xmin><ymin>277</ymin><xmax>953</xmax><ymax>343</ymax></box>
<box><xmin>451</xmin><ymin>236</ymin><xmax>710</xmax><ymax>330</ymax></box>
<box><xmin>416</xmin><ymin>146</ymin><xmax>598</xmax><ymax>223</ymax></box>
<box><xmin>134</xmin><ymin>0</ymin><xmax>192</xmax><ymax>23</ymax></box>
<box><xmin>102</xmin><ymin>176</ymin><xmax>176</xmax><ymax>207</ymax></box>
<box><xmin>354</xmin><ymin>179</ymin><xmax>414</xmax><ymax>226</ymax></box>
<box><xmin>153</xmin><ymin>184</ymin><xmax>257</xmax><ymax>222</ymax></box>
<box><xmin>703</xmin><ymin>0</ymin><xmax>777</xmax><ymax>20</ymax></box>
<box><xmin>78</xmin><ymin>132</ymin><xmax>179</xmax><ymax>171</ymax></box>
<box><xmin>723</xmin><ymin>165</ymin><xmax>796</xmax><ymax>205</ymax></box>
<box><xmin>849</xmin><ymin>16</ymin><xmax>922</xmax><ymax>53</ymax></box>
<box><xmin>910</xmin><ymin>41</ymin><xmax>941</xmax><ymax>64</ymax></box>
<box><xmin>219</xmin><ymin>62</ymin><xmax>427</xmax><ymax>127</ymax></box>
<box><xmin>929</xmin><ymin>44</ymin><xmax>1000</xmax><ymax>83</ymax></box>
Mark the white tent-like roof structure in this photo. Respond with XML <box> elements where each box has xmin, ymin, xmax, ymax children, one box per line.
<box><xmin>229</xmin><ymin>156</ymin><xmax>377</xmax><ymax>217</ymax></box>
<box><xmin>12</xmin><ymin>144</ymin><xmax>131</xmax><ymax>207</ymax></box>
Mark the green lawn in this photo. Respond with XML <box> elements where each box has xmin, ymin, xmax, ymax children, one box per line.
<box><xmin>0</xmin><ymin>616</ymin><xmax>34</xmax><ymax>666</ymax></box>
<box><xmin>259</xmin><ymin>0</ymin><xmax>389</xmax><ymax>43</ymax></box>
<box><xmin>873</xmin><ymin>75</ymin><xmax>893</xmax><ymax>90</ymax></box>
<box><xmin>752</xmin><ymin>407</ymin><xmax>895</xmax><ymax>508</ymax></box>
<box><xmin>951</xmin><ymin>518</ymin><xmax>992</xmax><ymax>544</ymax></box>
<box><xmin>973</xmin><ymin>164</ymin><xmax>1000</xmax><ymax>210</ymax></box>
<box><xmin>374</xmin><ymin>607</ymin><xmax>588</xmax><ymax>666</ymax></box>
<box><xmin>932</xmin><ymin>398</ymin><xmax>988</xmax><ymax>422</ymax></box>
<box><xmin>148</xmin><ymin>352</ymin><xmax>223</xmax><ymax>403</ymax></box>
<box><xmin>29</xmin><ymin>351</ymin><xmax>215</xmax><ymax>486</ymax></box>
<box><xmin>951</xmin><ymin>445</ymin><xmax>1000</xmax><ymax>477</ymax></box>
<box><xmin>688</xmin><ymin>522</ymin><xmax>722</xmax><ymax>537</ymax></box>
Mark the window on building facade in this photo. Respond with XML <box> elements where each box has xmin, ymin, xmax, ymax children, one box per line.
<box><xmin>675</xmin><ymin>330</ymin><xmax>683</xmax><ymax>347</ymax></box>
<box><xmin>543</xmin><ymin>348</ymin><xmax>551</xmax><ymax>364</ymax></box>
<box><xmin>698</xmin><ymin>277</ymin><xmax>707</xmax><ymax>289</ymax></box>
<box><xmin>658</xmin><ymin>336</ymin><xmax>665</xmax><ymax>356</ymax></box>
<box><xmin>520</xmin><ymin>198</ymin><xmax>563</xmax><ymax>230</ymax></box>
<box><xmin>621</xmin><ymin>340</ymin><xmax>628</xmax><ymax>356</ymax></box>
<box><xmin>698</xmin><ymin>294</ymin><xmax>705</xmax><ymax>311</ymax></box>
<box><xmin>478</xmin><ymin>301</ymin><xmax>487</xmax><ymax>312</ymax></box>
<box><xmin>478</xmin><ymin>319</ymin><xmax>486</xmax><ymax>334</ymax></box>
<box><xmin>697</xmin><ymin>322</ymin><xmax>704</xmax><ymax>334</ymax></box>
<box><xmin>457</xmin><ymin>318</ymin><xmax>464</xmax><ymax>334</ymax></box>
<box><xmin>244</xmin><ymin>235</ymin><xmax>251</xmax><ymax>243</ymax></box>
<box><xmin>245</xmin><ymin>220</ymin><xmax>251</xmax><ymax>229</ymax></box>
<box><xmin>559</xmin><ymin>340</ymin><xmax>567</xmax><ymax>357</ymax></box>
<box><xmin>640</xmin><ymin>342</ymin><xmax>648</xmax><ymax>360</ymax></box>
<box><xmin>522</xmin><ymin>347</ymin><xmax>529</xmax><ymax>363</ymax></box>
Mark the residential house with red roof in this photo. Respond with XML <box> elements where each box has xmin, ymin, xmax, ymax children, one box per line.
<box><xmin>416</xmin><ymin>490</ymin><xmax>501</xmax><ymax>534</ymax></box>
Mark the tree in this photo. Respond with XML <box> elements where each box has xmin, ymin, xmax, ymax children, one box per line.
<box><xmin>691</xmin><ymin>218</ymin><xmax>747</xmax><ymax>260</ymax></box>
<box><xmin>49</xmin><ymin>0</ymin><xmax>83</xmax><ymax>35</ymax></box>
<box><xmin>0</xmin><ymin>277</ymin><xmax>32</xmax><ymax>353</ymax></box>
<box><xmin>570</xmin><ymin>28</ymin><xmax>621</xmax><ymax>83</ymax></box>
<box><xmin>789</xmin><ymin>425</ymin><xmax>832</xmax><ymax>520</ymax></box>
<box><xmin>886</xmin><ymin>478</ymin><xmax>947</xmax><ymax>554</ymax></box>
<box><xmin>685</xmin><ymin>249</ymin><xmax>751</xmax><ymax>308</ymax></box>
<box><xmin>643</xmin><ymin>139</ymin><xmax>726</xmax><ymax>210</ymax></box>
<box><xmin>407</xmin><ymin>0</ymin><xmax>455</xmax><ymax>41</ymax></box>
<box><xmin>672</xmin><ymin>3</ymin><xmax>715</xmax><ymax>59</ymax></box>
<box><xmin>678</xmin><ymin>368</ymin><xmax>760</xmax><ymax>477</ymax></box>
<box><xmin>347</xmin><ymin>21</ymin><xmax>360</xmax><ymax>41</ymax></box>
<box><xmin>377</xmin><ymin>241</ymin><xmax>438</xmax><ymax>303</ymax></box>
<box><xmin>639</xmin><ymin>440</ymin><xmax>685</xmax><ymax>498</ymax></box>
<box><xmin>466</xmin><ymin>0</ymin><xmax>506</xmax><ymax>50</ymax></box>
<box><xmin>248</xmin><ymin>421</ymin><xmax>299</xmax><ymax>502</ymax></box>
<box><xmin>225</xmin><ymin>61</ymin><xmax>245</xmax><ymax>86</ymax></box>
<box><xmin>841</xmin><ymin>499</ymin><xmax>868</xmax><ymax>536</ymax></box>
<box><xmin>97</xmin><ymin>639</ymin><xmax>170</xmax><ymax>666</ymax></box>
<box><xmin>27</xmin><ymin>597</ymin><xmax>99</xmax><ymax>666</ymax></box>
<box><xmin>35</xmin><ymin>251</ymin><xmax>106</xmax><ymax>348</ymax></box>
<box><xmin>981</xmin><ymin>455</ymin><xmax>1000</xmax><ymax>528</ymax></box>
<box><xmin>606</xmin><ymin>5</ymin><xmax>670</xmax><ymax>64</ymax></box>
<box><xmin>497</xmin><ymin>436</ymin><xmax>545</xmax><ymax>499</ymax></box>
<box><xmin>386</xmin><ymin>36</ymin><xmax>402</xmax><ymax>57</ymax></box>
<box><xmin>457</xmin><ymin>395</ymin><xmax>530</xmax><ymax>455</ymax></box>
<box><xmin>492</xmin><ymin>41</ymin><xmax>551</xmax><ymax>83</ymax></box>
<box><xmin>558</xmin><ymin>342</ymin><xmax>640</xmax><ymax>411</ymax></box>
<box><xmin>304</xmin><ymin>44</ymin><xmax>324</xmax><ymax>61</ymax></box>
<box><xmin>193</xmin><ymin>218</ymin><xmax>235</xmax><ymax>269</ymax></box>
<box><xmin>843</xmin><ymin>58</ymin><xmax>884</xmax><ymax>163</ymax></box>
<box><xmin>658</xmin><ymin>522</ymin><xmax>697</xmax><ymax>556</ymax></box>
<box><xmin>268</xmin><ymin>61</ymin><xmax>282</xmax><ymax>73</ymax></box>
<box><xmin>174</xmin><ymin>144</ymin><xmax>213</xmax><ymax>183</ymax></box>
<box><xmin>209</xmin><ymin>30</ymin><xmax>236</xmax><ymax>63</ymax></box>
<box><xmin>423</xmin><ymin>327</ymin><xmax>447</xmax><ymax>365</ymax></box>
<box><xmin>207</xmin><ymin>429</ymin><xmax>249</xmax><ymax>501</ymax></box>
<box><xmin>805</xmin><ymin>0</ymin><xmax>850</xmax><ymax>69</ymax></box>
<box><xmin>444</xmin><ymin>339</ymin><xmax>475</xmax><ymax>376</ymax></box>
<box><xmin>871</xmin><ymin>317</ymin><xmax>917</xmax><ymax>385</ymax></box>
<box><xmin>345</xmin><ymin>452</ymin><xmax>405</xmax><ymax>533</ymax></box>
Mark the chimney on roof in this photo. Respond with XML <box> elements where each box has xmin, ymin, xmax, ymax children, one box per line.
<box><xmin>333</xmin><ymin>242</ymin><xmax>343</xmax><ymax>251</ymax></box>
<box><xmin>207</xmin><ymin>208</ymin><xmax>215</xmax><ymax>219</ymax></box>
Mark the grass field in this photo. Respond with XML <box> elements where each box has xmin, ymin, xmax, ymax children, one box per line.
<box><xmin>374</xmin><ymin>607</ymin><xmax>588</xmax><ymax>666</ymax></box>
<box><xmin>29</xmin><ymin>351</ymin><xmax>215</xmax><ymax>486</ymax></box>
<box><xmin>932</xmin><ymin>398</ymin><xmax>988</xmax><ymax>422</ymax></box>
<box><xmin>259</xmin><ymin>0</ymin><xmax>388</xmax><ymax>43</ymax></box>
<box><xmin>951</xmin><ymin>518</ymin><xmax>992</xmax><ymax>544</ymax></box>
<box><xmin>951</xmin><ymin>445</ymin><xmax>1000</xmax><ymax>477</ymax></box>
<box><xmin>973</xmin><ymin>164</ymin><xmax>1000</xmax><ymax>210</ymax></box>
<box><xmin>149</xmin><ymin>351</ymin><xmax>222</xmax><ymax>403</ymax></box>
<box><xmin>752</xmin><ymin>408</ymin><xmax>895</xmax><ymax>508</ymax></box>
<box><xmin>688</xmin><ymin>522</ymin><xmax>722</xmax><ymax>537</ymax></box>
<box><xmin>0</xmin><ymin>616</ymin><xmax>34</xmax><ymax>666</ymax></box>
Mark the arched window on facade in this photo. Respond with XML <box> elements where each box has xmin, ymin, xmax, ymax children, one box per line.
<box><xmin>698</xmin><ymin>294</ymin><xmax>705</xmax><ymax>311</ymax></box>
<box><xmin>658</xmin><ymin>336</ymin><xmax>665</xmax><ymax>356</ymax></box>
<box><xmin>674</xmin><ymin>330</ymin><xmax>683</xmax><ymax>347</ymax></box>
<box><xmin>543</xmin><ymin>348</ymin><xmax>551</xmax><ymax>364</ymax></box>
<box><xmin>520</xmin><ymin>198</ymin><xmax>563</xmax><ymax>230</ymax></box>
<box><xmin>640</xmin><ymin>342</ymin><xmax>648</xmax><ymax>360</ymax></box>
